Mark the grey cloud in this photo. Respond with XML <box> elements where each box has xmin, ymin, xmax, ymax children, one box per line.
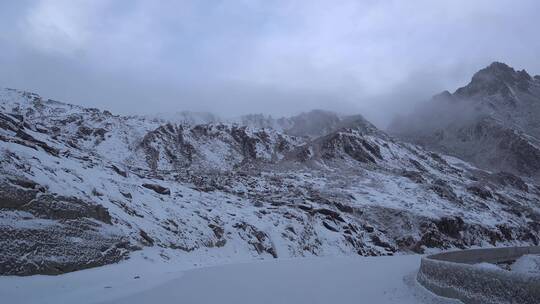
<box><xmin>0</xmin><ymin>0</ymin><xmax>539</xmax><ymax>127</ymax></box>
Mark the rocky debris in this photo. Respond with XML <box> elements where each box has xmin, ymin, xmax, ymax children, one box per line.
<box><xmin>313</xmin><ymin>208</ymin><xmax>345</xmax><ymax>223</ymax></box>
<box><xmin>491</xmin><ymin>172</ymin><xmax>529</xmax><ymax>192</ymax></box>
<box><xmin>370</xmin><ymin>235</ymin><xmax>395</xmax><ymax>253</ymax></box>
<box><xmin>467</xmin><ymin>184</ymin><xmax>493</xmax><ymax>199</ymax></box>
<box><xmin>139</xmin><ymin>229</ymin><xmax>155</xmax><ymax>246</ymax></box>
<box><xmin>322</xmin><ymin>221</ymin><xmax>339</xmax><ymax>232</ymax></box>
<box><xmin>401</xmin><ymin>170</ymin><xmax>426</xmax><ymax>184</ymax></box>
<box><xmin>142</xmin><ymin>183</ymin><xmax>171</xmax><ymax>195</ymax></box>
<box><xmin>120</xmin><ymin>191</ymin><xmax>133</xmax><ymax>199</ymax></box>
<box><xmin>435</xmin><ymin>216</ymin><xmax>465</xmax><ymax>239</ymax></box>
<box><xmin>319</xmin><ymin>132</ymin><xmax>381</xmax><ymax>163</ymax></box>
<box><xmin>233</xmin><ymin>222</ymin><xmax>277</xmax><ymax>258</ymax></box>
<box><xmin>0</xmin><ymin>179</ymin><xmax>40</xmax><ymax>209</ymax></box>
<box><xmin>208</xmin><ymin>223</ymin><xmax>227</xmax><ymax>247</ymax></box>
<box><xmin>110</xmin><ymin>165</ymin><xmax>127</xmax><ymax>177</ymax></box>
<box><xmin>0</xmin><ymin>112</ymin><xmax>22</xmax><ymax>132</ymax></box>
<box><xmin>140</xmin><ymin>124</ymin><xmax>194</xmax><ymax>171</ymax></box>
<box><xmin>7</xmin><ymin>177</ymin><xmax>44</xmax><ymax>191</ymax></box>
<box><xmin>77</xmin><ymin>125</ymin><xmax>93</xmax><ymax>137</ymax></box>
<box><xmin>294</xmin><ymin>146</ymin><xmax>314</xmax><ymax>162</ymax></box>
<box><xmin>429</xmin><ymin>179</ymin><xmax>460</xmax><ymax>203</ymax></box>
<box><xmin>230</xmin><ymin>126</ymin><xmax>262</xmax><ymax>160</ymax></box>
<box><xmin>333</xmin><ymin>202</ymin><xmax>354</xmax><ymax>214</ymax></box>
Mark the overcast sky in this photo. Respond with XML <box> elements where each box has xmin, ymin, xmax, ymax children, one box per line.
<box><xmin>1</xmin><ymin>0</ymin><xmax>539</xmax><ymax>127</ymax></box>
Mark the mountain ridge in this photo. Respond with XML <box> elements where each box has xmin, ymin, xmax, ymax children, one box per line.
<box><xmin>1</xmin><ymin>85</ymin><xmax>539</xmax><ymax>276</ymax></box>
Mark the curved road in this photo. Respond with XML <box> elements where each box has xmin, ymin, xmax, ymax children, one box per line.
<box><xmin>98</xmin><ymin>255</ymin><xmax>457</xmax><ymax>304</ymax></box>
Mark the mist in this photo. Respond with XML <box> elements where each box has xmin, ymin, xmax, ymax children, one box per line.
<box><xmin>1</xmin><ymin>0</ymin><xmax>540</xmax><ymax>127</ymax></box>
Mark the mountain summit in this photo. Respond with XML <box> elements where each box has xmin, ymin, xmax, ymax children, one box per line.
<box><xmin>455</xmin><ymin>61</ymin><xmax>534</xmax><ymax>98</ymax></box>
<box><xmin>390</xmin><ymin>62</ymin><xmax>540</xmax><ymax>179</ymax></box>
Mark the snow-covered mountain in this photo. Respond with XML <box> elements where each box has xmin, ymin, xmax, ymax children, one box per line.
<box><xmin>390</xmin><ymin>62</ymin><xmax>540</xmax><ymax>180</ymax></box>
<box><xmin>1</xmin><ymin>87</ymin><xmax>539</xmax><ymax>276</ymax></box>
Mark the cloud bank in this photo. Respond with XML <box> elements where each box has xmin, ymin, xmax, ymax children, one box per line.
<box><xmin>1</xmin><ymin>0</ymin><xmax>539</xmax><ymax>126</ymax></box>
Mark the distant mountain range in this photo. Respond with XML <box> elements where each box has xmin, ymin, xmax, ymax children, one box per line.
<box><xmin>1</xmin><ymin>62</ymin><xmax>539</xmax><ymax>276</ymax></box>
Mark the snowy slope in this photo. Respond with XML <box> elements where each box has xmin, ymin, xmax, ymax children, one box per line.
<box><xmin>0</xmin><ymin>87</ymin><xmax>539</xmax><ymax>276</ymax></box>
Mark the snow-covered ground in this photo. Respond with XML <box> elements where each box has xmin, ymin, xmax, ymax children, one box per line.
<box><xmin>511</xmin><ymin>254</ymin><xmax>540</xmax><ymax>275</ymax></box>
<box><xmin>0</xmin><ymin>250</ymin><xmax>459</xmax><ymax>304</ymax></box>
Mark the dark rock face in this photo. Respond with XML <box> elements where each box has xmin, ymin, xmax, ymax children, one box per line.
<box><xmin>0</xmin><ymin>216</ymin><xmax>128</xmax><ymax>275</ymax></box>
<box><xmin>320</xmin><ymin>132</ymin><xmax>381</xmax><ymax>163</ymax></box>
<box><xmin>401</xmin><ymin>170</ymin><xmax>425</xmax><ymax>183</ymax></box>
<box><xmin>0</xmin><ymin>179</ymin><xmax>127</xmax><ymax>276</ymax></box>
<box><xmin>0</xmin><ymin>114</ymin><xmax>59</xmax><ymax>156</ymax></box>
<box><xmin>466</xmin><ymin>184</ymin><xmax>493</xmax><ymax>199</ymax></box>
<box><xmin>208</xmin><ymin>223</ymin><xmax>227</xmax><ymax>247</ymax></box>
<box><xmin>142</xmin><ymin>183</ymin><xmax>171</xmax><ymax>195</ymax></box>
<box><xmin>139</xmin><ymin>229</ymin><xmax>155</xmax><ymax>246</ymax></box>
<box><xmin>293</xmin><ymin>128</ymin><xmax>385</xmax><ymax>165</ymax></box>
<box><xmin>1</xmin><ymin>181</ymin><xmax>113</xmax><ymax>224</ymax></box>
<box><xmin>0</xmin><ymin>180</ymin><xmax>40</xmax><ymax>209</ymax></box>
<box><xmin>492</xmin><ymin>172</ymin><xmax>529</xmax><ymax>192</ymax></box>
<box><xmin>313</xmin><ymin>208</ymin><xmax>345</xmax><ymax>223</ymax></box>
<box><xmin>233</xmin><ymin>222</ymin><xmax>277</xmax><ymax>258</ymax></box>
<box><xmin>29</xmin><ymin>194</ymin><xmax>113</xmax><ymax>224</ymax></box>
<box><xmin>430</xmin><ymin>179</ymin><xmax>460</xmax><ymax>203</ymax></box>
<box><xmin>110</xmin><ymin>165</ymin><xmax>127</xmax><ymax>177</ymax></box>
<box><xmin>230</xmin><ymin>126</ymin><xmax>261</xmax><ymax>160</ymax></box>
<box><xmin>436</xmin><ymin>217</ymin><xmax>465</xmax><ymax>239</ymax></box>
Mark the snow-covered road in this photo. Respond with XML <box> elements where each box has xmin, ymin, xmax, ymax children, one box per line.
<box><xmin>1</xmin><ymin>250</ymin><xmax>460</xmax><ymax>304</ymax></box>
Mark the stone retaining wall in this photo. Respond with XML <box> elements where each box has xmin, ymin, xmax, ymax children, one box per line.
<box><xmin>417</xmin><ymin>246</ymin><xmax>540</xmax><ymax>304</ymax></box>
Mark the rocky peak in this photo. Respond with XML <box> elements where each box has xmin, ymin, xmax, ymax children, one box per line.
<box><xmin>455</xmin><ymin>62</ymin><xmax>532</xmax><ymax>97</ymax></box>
<box><xmin>483</xmin><ymin>61</ymin><xmax>517</xmax><ymax>75</ymax></box>
<box><xmin>433</xmin><ymin>90</ymin><xmax>452</xmax><ymax>100</ymax></box>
